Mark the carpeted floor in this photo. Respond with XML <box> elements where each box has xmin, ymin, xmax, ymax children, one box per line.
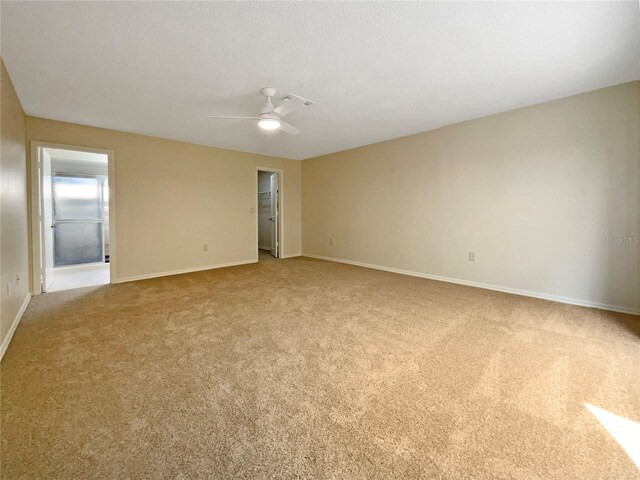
<box><xmin>2</xmin><ymin>256</ymin><xmax>639</xmax><ymax>479</ymax></box>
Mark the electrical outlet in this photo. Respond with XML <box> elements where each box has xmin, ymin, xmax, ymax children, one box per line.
<box><xmin>469</xmin><ymin>252</ymin><xmax>475</xmax><ymax>262</ymax></box>
<box><xmin>203</xmin><ymin>244</ymin><xmax>209</xmax><ymax>252</ymax></box>
<box><xmin>329</xmin><ymin>238</ymin><xmax>334</xmax><ymax>245</ymax></box>
<box><xmin>6</xmin><ymin>282</ymin><xmax>11</xmax><ymax>297</ymax></box>
<box><xmin>319</xmin><ymin>238</ymin><xmax>323</xmax><ymax>244</ymax></box>
<box><xmin>250</xmin><ymin>207</ymin><xmax>255</xmax><ymax>214</ymax></box>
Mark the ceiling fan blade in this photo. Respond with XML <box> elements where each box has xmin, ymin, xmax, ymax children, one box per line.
<box><xmin>206</xmin><ymin>116</ymin><xmax>258</xmax><ymax>120</ymax></box>
<box><xmin>279</xmin><ymin>121</ymin><xmax>300</xmax><ymax>135</ymax></box>
<box><xmin>273</xmin><ymin>93</ymin><xmax>314</xmax><ymax>117</ymax></box>
<box><xmin>273</xmin><ymin>98</ymin><xmax>302</xmax><ymax>117</ymax></box>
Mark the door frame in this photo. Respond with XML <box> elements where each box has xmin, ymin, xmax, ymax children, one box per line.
<box><xmin>29</xmin><ymin>141</ymin><xmax>117</xmax><ymax>294</ymax></box>
<box><xmin>256</xmin><ymin>167</ymin><xmax>283</xmax><ymax>259</ymax></box>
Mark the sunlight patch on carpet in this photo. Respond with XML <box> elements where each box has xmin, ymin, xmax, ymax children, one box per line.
<box><xmin>585</xmin><ymin>403</ymin><xmax>640</xmax><ymax>470</ymax></box>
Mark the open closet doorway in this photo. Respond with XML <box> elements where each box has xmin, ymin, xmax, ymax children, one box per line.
<box><xmin>31</xmin><ymin>143</ymin><xmax>116</xmax><ymax>293</ymax></box>
<box><xmin>257</xmin><ymin>168</ymin><xmax>282</xmax><ymax>260</ymax></box>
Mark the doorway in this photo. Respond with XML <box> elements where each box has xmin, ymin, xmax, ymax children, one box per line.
<box><xmin>31</xmin><ymin>144</ymin><xmax>116</xmax><ymax>293</ymax></box>
<box><xmin>257</xmin><ymin>168</ymin><xmax>281</xmax><ymax>259</ymax></box>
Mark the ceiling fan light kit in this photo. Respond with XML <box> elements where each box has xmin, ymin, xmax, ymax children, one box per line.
<box><xmin>258</xmin><ymin>115</ymin><xmax>280</xmax><ymax>131</ymax></box>
<box><xmin>207</xmin><ymin>87</ymin><xmax>313</xmax><ymax>136</ymax></box>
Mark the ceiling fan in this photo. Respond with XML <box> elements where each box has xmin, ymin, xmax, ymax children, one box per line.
<box><xmin>207</xmin><ymin>87</ymin><xmax>314</xmax><ymax>135</ymax></box>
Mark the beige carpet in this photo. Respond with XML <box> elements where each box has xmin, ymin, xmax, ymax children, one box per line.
<box><xmin>2</xmin><ymin>256</ymin><xmax>639</xmax><ymax>479</ymax></box>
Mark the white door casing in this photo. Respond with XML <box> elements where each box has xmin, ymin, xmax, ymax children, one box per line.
<box><xmin>42</xmin><ymin>149</ymin><xmax>54</xmax><ymax>291</ymax></box>
<box><xmin>270</xmin><ymin>173</ymin><xmax>279</xmax><ymax>258</ymax></box>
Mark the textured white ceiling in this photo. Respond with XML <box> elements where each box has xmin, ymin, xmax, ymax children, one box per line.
<box><xmin>2</xmin><ymin>1</ymin><xmax>638</xmax><ymax>160</ymax></box>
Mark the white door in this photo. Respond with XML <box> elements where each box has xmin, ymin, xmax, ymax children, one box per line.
<box><xmin>270</xmin><ymin>173</ymin><xmax>279</xmax><ymax>258</ymax></box>
<box><xmin>41</xmin><ymin>149</ymin><xmax>54</xmax><ymax>291</ymax></box>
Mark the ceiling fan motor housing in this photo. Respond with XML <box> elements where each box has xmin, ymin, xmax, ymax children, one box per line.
<box><xmin>261</xmin><ymin>87</ymin><xmax>278</xmax><ymax>115</ymax></box>
<box><xmin>261</xmin><ymin>106</ymin><xmax>276</xmax><ymax>116</ymax></box>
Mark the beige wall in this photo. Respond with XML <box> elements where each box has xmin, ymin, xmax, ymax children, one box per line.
<box><xmin>26</xmin><ymin>117</ymin><xmax>301</xmax><ymax>282</ymax></box>
<box><xmin>302</xmin><ymin>82</ymin><xmax>640</xmax><ymax>313</ymax></box>
<box><xmin>1</xmin><ymin>59</ymin><xmax>30</xmax><ymax>351</ymax></box>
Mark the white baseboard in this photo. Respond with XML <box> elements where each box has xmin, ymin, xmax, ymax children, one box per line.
<box><xmin>1</xmin><ymin>293</ymin><xmax>31</xmax><ymax>361</ymax></box>
<box><xmin>302</xmin><ymin>253</ymin><xmax>639</xmax><ymax>316</ymax></box>
<box><xmin>281</xmin><ymin>252</ymin><xmax>302</xmax><ymax>259</ymax></box>
<box><xmin>114</xmin><ymin>258</ymin><xmax>257</xmax><ymax>284</ymax></box>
